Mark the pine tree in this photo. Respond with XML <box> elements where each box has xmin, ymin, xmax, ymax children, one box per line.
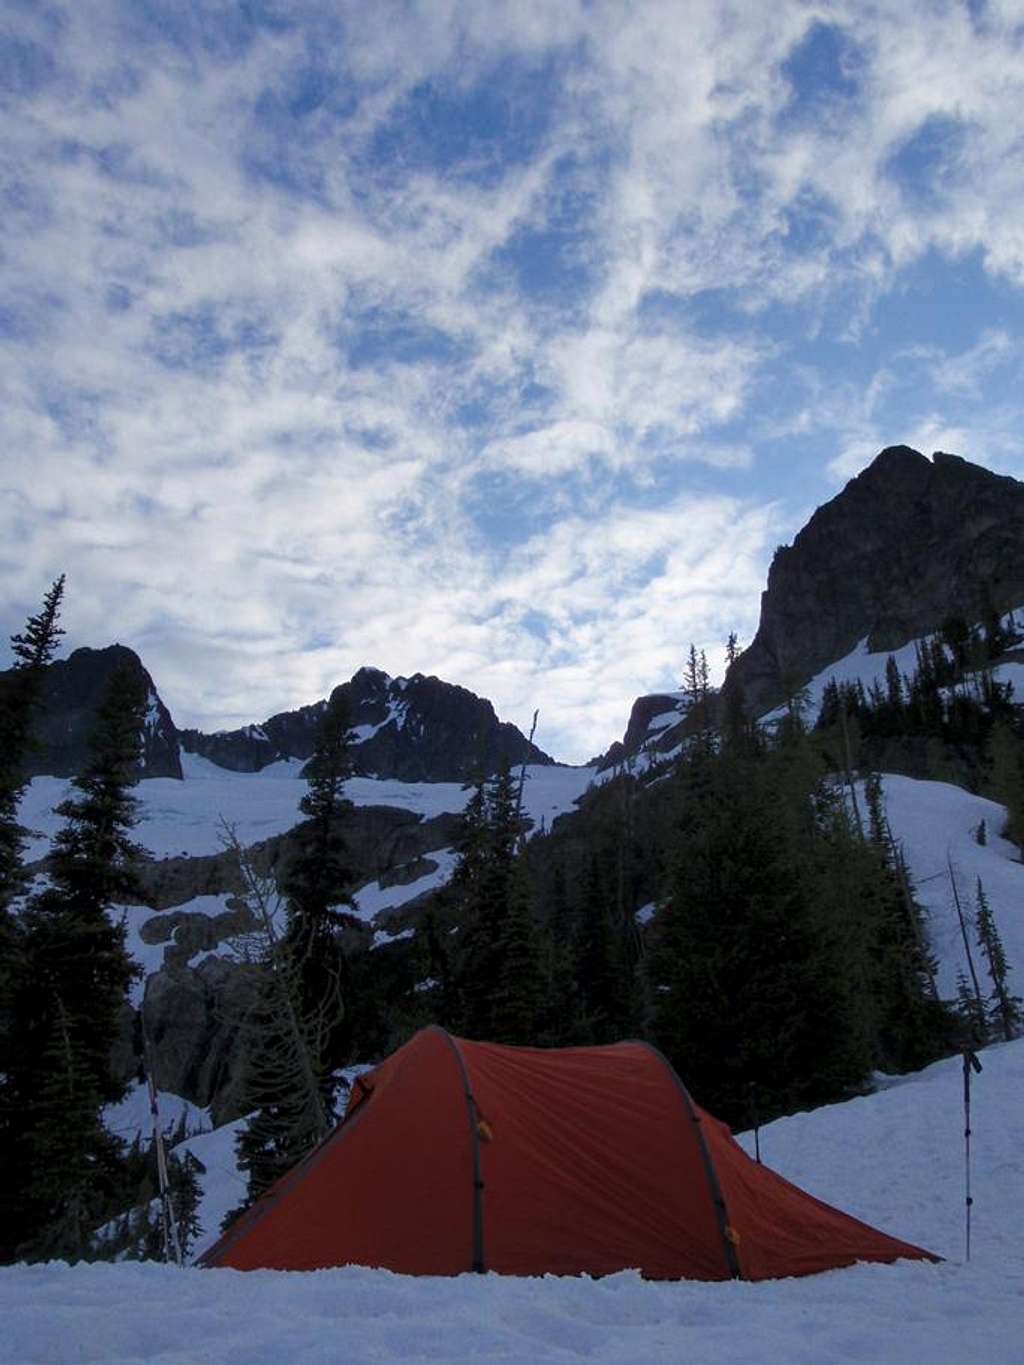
<box><xmin>652</xmin><ymin>736</ymin><xmax>872</xmax><ymax>1124</ymax></box>
<box><xmin>0</xmin><ymin>576</ymin><xmax>66</xmax><ymax>1070</ymax></box>
<box><xmin>2</xmin><ymin>663</ymin><xmax>144</xmax><ymax>1261</ymax></box>
<box><xmin>974</xmin><ymin>879</ymin><xmax>1023</xmax><ymax>1042</ymax></box>
<box><xmin>224</xmin><ymin>688</ymin><xmax>357</xmax><ymax>1210</ymax></box>
<box><xmin>222</xmin><ymin>830</ymin><xmax>340</xmax><ymax>1210</ymax></box>
<box><xmin>279</xmin><ymin>690</ymin><xmax>355</xmax><ymax>1075</ymax></box>
<box><xmin>489</xmin><ymin>857</ymin><xmax>542</xmax><ymax>1045</ymax></box>
<box><xmin>0</xmin><ymin>575</ymin><xmax>65</xmax><ymax>918</ymax></box>
<box><xmin>450</xmin><ymin>761</ymin><xmax>540</xmax><ymax>1041</ymax></box>
<box><xmin>954</xmin><ymin>968</ymin><xmax>988</xmax><ymax>1047</ymax></box>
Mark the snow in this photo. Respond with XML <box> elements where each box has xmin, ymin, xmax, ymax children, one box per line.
<box><xmin>103</xmin><ymin>1084</ymin><xmax>211</xmax><ymax>1148</ymax></box>
<box><xmin>759</xmin><ymin>605</ymin><xmax>1024</xmax><ymax>727</ymax></box>
<box><xmin>4</xmin><ymin>1036</ymin><xmax>1022</xmax><ymax>1363</ymax></box>
<box><xmin>647</xmin><ymin>709</ymin><xmax>683</xmax><ymax>732</ymax></box>
<box><xmin>371</xmin><ymin>926</ymin><xmax>415</xmax><ymax>950</ymax></box>
<box><xmin>143</xmin><ymin>691</ymin><xmax>162</xmax><ymax>735</ymax></box>
<box><xmin>760</xmin><ymin>634</ymin><xmax>928</xmax><ymax>726</ymax></box>
<box><xmin>991</xmin><ymin>660</ymin><xmax>1024</xmax><ymax>695</ymax></box>
<box><xmin>112</xmin><ymin>904</ymin><xmax>173</xmax><ymax>1006</ymax></box>
<box><xmin>18</xmin><ymin>759</ymin><xmax>595</xmax><ymax>863</ymax></box>
<box><xmin>351</xmin><ymin>849</ymin><xmax>460</xmax><ymax>921</ymax></box>
<box><xmin>875</xmin><ymin>775</ymin><xmax>1024</xmax><ymax>1002</ymax></box>
<box><xmin>176</xmin><ymin>1118</ymin><xmax>251</xmax><ymax>1257</ymax></box>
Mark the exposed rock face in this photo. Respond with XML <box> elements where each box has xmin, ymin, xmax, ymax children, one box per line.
<box><xmin>5</xmin><ymin>644</ymin><xmax>182</xmax><ymax>779</ymax></box>
<box><xmin>181</xmin><ymin>666</ymin><xmax>553</xmax><ymax>780</ymax></box>
<box><xmin>178</xmin><ymin>700</ymin><xmax>327</xmax><ymax>774</ymax></box>
<box><xmin>596</xmin><ymin>693</ymin><xmax>689</xmax><ymax>771</ymax></box>
<box><xmin>143</xmin><ymin>958</ymin><xmax>258</xmax><ymax>1125</ymax></box>
<box><xmin>724</xmin><ymin>448</ymin><xmax>1024</xmax><ymax>716</ymax></box>
<box><xmin>133</xmin><ymin>803</ymin><xmax>464</xmax><ymax>1120</ymax></box>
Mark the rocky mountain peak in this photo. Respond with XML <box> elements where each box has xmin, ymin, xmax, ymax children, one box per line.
<box><xmin>2</xmin><ymin>643</ymin><xmax>182</xmax><ymax>780</ymax></box>
<box><xmin>724</xmin><ymin>446</ymin><xmax>1024</xmax><ymax>716</ymax></box>
<box><xmin>181</xmin><ymin>667</ymin><xmax>554</xmax><ymax>782</ymax></box>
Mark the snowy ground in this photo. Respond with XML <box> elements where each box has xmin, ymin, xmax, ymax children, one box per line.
<box><xmin>18</xmin><ymin>753</ymin><xmax>597</xmax><ymax>862</ymax></box>
<box><xmin>877</xmin><ymin>774</ymin><xmax>1024</xmax><ymax>1001</ymax></box>
<box><xmin>3</xmin><ymin>1037</ymin><xmax>1021</xmax><ymax>1364</ymax></box>
<box><xmin>9</xmin><ymin>667</ymin><xmax>1024</xmax><ymax>1361</ymax></box>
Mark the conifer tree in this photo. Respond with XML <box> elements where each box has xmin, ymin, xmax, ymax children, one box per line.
<box><xmin>450</xmin><ymin>761</ymin><xmax>540</xmax><ymax>1041</ymax></box>
<box><xmin>2</xmin><ymin>663</ymin><xmax>144</xmax><ymax>1261</ymax></box>
<box><xmin>489</xmin><ymin>858</ymin><xmax>542</xmax><ymax>1045</ymax></box>
<box><xmin>279</xmin><ymin>690</ymin><xmax>355</xmax><ymax>1074</ymax></box>
<box><xmin>974</xmin><ymin>878</ymin><xmax>1023</xmax><ymax>1042</ymax></box>
<box><xmin>954</xmin><ymin>968</ymin><xmax>988</xmax><ymax>1047</ymax></box>
<box><xmin>225</xmin><ymin>687</ymin><xmax>355</xmax><ymax>1210</ymax></box>
<box><xmin>0</xmin><ymin>575</ymin><xmax>65</xmax><ymax>918</ymax></box>
<box><xmin>223</xmin><ymin>825</ymin><xmax>342</xmax><ymax>1211</ymax></box>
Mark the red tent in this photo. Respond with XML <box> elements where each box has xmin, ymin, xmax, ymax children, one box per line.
<box><xmin>200</xmin><ymin>1026</ymin><xmax>938</xmax><ymax>1280</ymax></box>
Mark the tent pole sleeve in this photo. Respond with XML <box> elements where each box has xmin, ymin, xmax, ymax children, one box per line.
<box><xmin>435</xmin><ymin>1029</ymin><xmax>486</xmax><ymax>1273</ymax></box>
<box><xmin>634</xmin><ymin>1041</ymin><xmax>742</xmax><ymax>1280</ymax></box>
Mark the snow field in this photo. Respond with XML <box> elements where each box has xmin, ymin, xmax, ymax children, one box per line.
<box><xmin>18</xmin><ymin>755</ymin><xmax>596</xmax><ymax>861</ymax></box>
<box><xmin>878</xmin><ymin>774</ymin><xmax>1024</xmax><ymax>1001</ymax></box>
<box><xmin>3</xmin><ymin>1037</ymin><xmax>1022</xmax><ymax>1363</ymax></box>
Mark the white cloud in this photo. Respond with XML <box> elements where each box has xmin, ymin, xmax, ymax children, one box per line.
<box><xmin>4</xmin><ymin>1</ymin><xmax>1024</xmax><ymax>764</ymax></box>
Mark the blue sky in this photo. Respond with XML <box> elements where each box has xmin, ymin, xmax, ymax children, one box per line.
<box><xmin>3</xmin><ymin>0</ymin><xmax>1024</xmax><ymax>763</ymax></box>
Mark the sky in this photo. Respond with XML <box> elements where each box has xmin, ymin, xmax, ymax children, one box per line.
<box><xmin>4</xmin><ymin>0</ymin><xmax>1024</xmax><ymax>764</ymax></box>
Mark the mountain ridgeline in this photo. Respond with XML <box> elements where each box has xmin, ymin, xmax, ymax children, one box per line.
<box><xmin>3</xmin><ymin>445</ymin><xmax>1024</xmax><ymax>1262</ymax></box>
<box><xmin>4</xmin><ymin>658</ymin><xmax>553</xmax><ymax>786</ymax></box>
<box><xmin>180</xmin><ymin>666</ymin><xmax>553</xmax><ymax>781</ymax></box>
<box><xmin>724</xmin><ymin>446</ymin><xmax>1024</xmax><ymax>718</ymax></box>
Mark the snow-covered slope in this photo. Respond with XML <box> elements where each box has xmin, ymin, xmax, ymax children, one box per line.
<box><xmin>878</xmin><ymin>775</ymin><xmax>1024</xmax><ymax>1000</ymax></box>
<box><xmin>3</xmin><ymin>1035</ymin><xmax>1021</xmax><ymax>1364</ymax></box>
<box><xmin>759</xmin><ymin>604</ymin><xmax>1022</xmax><ymax>727</ymax></box>
<box><xmin>18</xmin><ymin>753</ymin><xmax>596</xmax><ymax>863</ymax></box>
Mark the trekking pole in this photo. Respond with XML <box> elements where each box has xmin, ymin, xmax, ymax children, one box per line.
<box><xmin>962</xmin><ymin>1047</ymin><xmax>982</xmax><ymax>1263</ymax></box>
<box><xmin>143</xmin><ymin>1019</ymin><xmax>184</xmax><ymax>1267</ymax></box>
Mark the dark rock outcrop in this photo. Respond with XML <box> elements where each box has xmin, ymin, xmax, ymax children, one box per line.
<box><xmin>4</xmin><ymin>644</ymin><xmax>182</xmax><ymax>779</ymax></box>
<box><xmin>178</xmin><ymin>699</ymin><xmax>328</xmax><ymax>774</ymax></box>
<box><xmin>143</xmin><ymin>957</ymin><xmax>258</xmax><ymax>1124</ymax></box>
<box><xmin>595</xmin><ymin>693</ymin><xmax>689</xmax><ymax>771</ymax></box>
<box><xmin>724</xmin><ymin>448</ymin><xmax>1024</xmax><ymax>716</ymax></box>
<box><xmin>132</xmin><ymin>803</ymin><xmax>463</xmax><ymax>1120</ymax></box>
<box><xmin>181</xmin><ymin>665</ymin><xmax>554</xmax><ymax>781</ymax></box>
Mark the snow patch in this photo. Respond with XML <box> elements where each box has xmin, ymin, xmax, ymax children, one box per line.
<box><xmin>5</xmin><ymin>1038</ymin><xmax>1022</xmax><ymax>1362</ymax></box>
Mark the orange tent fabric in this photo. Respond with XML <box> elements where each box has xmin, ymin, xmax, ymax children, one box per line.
<box><xmin>200</xmin><ymin>1027</ymin><xmax>939</xmax><ymax>1280</ymax></box>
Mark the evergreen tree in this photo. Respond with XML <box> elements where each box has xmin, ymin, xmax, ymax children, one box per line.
<box><xmin>2</xmin><ymin>663</ymin><xmax>145</xmax><ymax>1261</ymax></box>
<box><xmin>489</xmin><ymin>857</ymin><xmax>542</xmax><ymax>1045</ymax></box>
<box><xmin>450</xmin><ymin>761</ymin><xmax>540</xmax><ymax>1041</ymax></box>
<box><xmin>954</xmin><ymin>968</ymin><xmax>988</xmax><ymax>1047</ymax></box>
<box><xmin>226</xmin><ymin>689</ymin><xmax>357</xmax><ymax>1209</ymax></box>
<box><xmin>974</xmin><ymin>879</ymin><xmax>1023</xmax><ymax>1042</ymax></box>
<box><xmin>279</xmin><ymin>690</ymin><xmax>355</xmax><ymax>1074</ymax></box>
<box><xmin>223</xmin><ymin>830</ymin><xmax>340</xmax><ymax>1211</ymax></box>
<box><xmin>0</xmin><ymin>575</ymin><xmax>65</xmax><ymax>918</ymax></box>
<box><xmin>651</xmin><ymin>726</ymin><xmax>953</xmax><ymax>1126</ymax></box>
<box><xmin>652</xmin><ymin>737</ymin><xmax>872</xmax><ymax>1124</ymax></box>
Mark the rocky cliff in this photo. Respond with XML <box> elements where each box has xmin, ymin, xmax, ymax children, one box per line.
<box><xmin>4</xmin><ymin>644</ymin><xmax>182</xmax><ymax>779</ymax></box>
<box><xmin>724</xmin><ymin>447</ymin><xmax>1024</xmax><ymax>716</ymax></box>
<box><xmin>181</xmin><ymin>666</ymin><xmax>553</xmax><ymax>781</ymax></box>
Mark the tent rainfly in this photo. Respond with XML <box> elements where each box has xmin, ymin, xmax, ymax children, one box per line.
<box><xmin>200</xmin><ymin>1026</ymin><xmax>939</xmax><ymax>1280</ymax></box>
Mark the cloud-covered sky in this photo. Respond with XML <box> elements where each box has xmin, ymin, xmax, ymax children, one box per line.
<box><xmin>4</xmin><ymin>1</ymin><xmax>1024</xmax><ymax>762</ymax></box>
